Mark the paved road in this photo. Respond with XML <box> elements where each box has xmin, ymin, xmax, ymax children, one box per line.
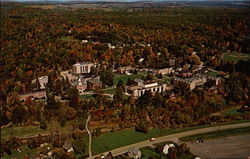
<box><xmin>86</xmin><ymin>114</ymin><xmax>92</xmax><ymax>157</ymax></box>
<box><xmin>89</xmin><ymin>122</ymin><xmax>250</xmax><ymax>158</ymax></box>
<box><xmin>187</xmin><ymin>134</ymin><xmax>250</xmax><ymax>159</ymax></box>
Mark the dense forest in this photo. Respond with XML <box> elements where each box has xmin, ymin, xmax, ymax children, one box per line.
<box><xmin>0</xmin><ymin>5</ymin><xmax>250</xmax><ymax>157</ymax></box>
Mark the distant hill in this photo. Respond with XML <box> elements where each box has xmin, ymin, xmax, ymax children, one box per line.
<box><xmin>1</xmin><ymin>0</ymin><xmax>249</xmax><ymax>8</ymax></box>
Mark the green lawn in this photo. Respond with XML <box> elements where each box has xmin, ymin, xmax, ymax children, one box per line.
<box><xmin>1</xmin><ymin>120</ymin><xmax>75</xmax><ymax>140</ymax></box>
<box><xmin>80</xmin><ymin>94</ymin><xmax>94</xmax><ymax>99</ymax></box>
<box><xmin>2</xmin><ymin>145</ymin><xmax>38</xmax><ymax>159</ymax></box>
<box><xmin>224</xmin><ymin>52</ymin><xmax>250</xmax><ymax>63</ymax></box>
<box><xmin>223</xmin><ymin>108</ymin><xmax>242</xmax><ymax>116</ymax></box>
<box><xmin>60</xmin><ymin>36</ymin><xmax>79</xmax><ymax>42</ymax></box>
<box><xmin>140</xmin><ymin>146</ymin><xmax>195</xmax><ymax>159</ymax></box>
<box><xmin>1</xmin><ymin>126</ymin><xmax>48</xmax><ymax>140</ymax></box>
<box><xmin>207</xmin><ymin>71</ymin><xmax>219</xmax><ymax>77</ymax></box>
<box><xmin>180</xmin><ymin>126</ymin><xmax>250</xmax><ymax>142</ymax></box>
<box><xmin>113</xmin><ymin>73</ymin><xmax>144</xmax><ymax>86</ymax></box>
<box><xmin>88</xmin><ymin>120</ymin><xmax>250</xmax><ymax>155</ymax></box>
<box><xmin>140</xmin><ymin>147</ymin><xmax>166</xmax><ymax>159</ymax></box>
<box><xmin>104</xmin><ymin>88</ymin><xmax>116</xmax><ymax>94</ymax></box>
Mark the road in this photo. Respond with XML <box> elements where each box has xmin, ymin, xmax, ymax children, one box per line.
<box><xmin>86</xmin><ymin>114</ymin><xmax>92</xmax><ymax>157</ymax></box>
<box><xmin>89</xmin><ymin>122</ymin><xmax>250</xmax><ymax>158</ymax></box>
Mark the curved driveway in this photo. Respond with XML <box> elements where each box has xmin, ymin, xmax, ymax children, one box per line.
<box><xmin>89</xmin><ymin>122</ymin><xmax>250</xmax><ymax>158</ymax></box>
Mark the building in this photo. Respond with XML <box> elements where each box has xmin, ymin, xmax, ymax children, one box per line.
<box><xmin>72</xmin><ymin>78</ymin><xmax>88</xmax><ymax>94</ymax></box>
<box><xmin>174</xmin><ymin>74</ymin><xmax>221</xmax><ymax>90</ymax></box>
<box><xmin>154</xmin><ymin>67</ymin><xmax>174</xmax><ymax>75</ymax></box>
<box><xmin>178</xmin><ymin>69</ymin><xmax>192</xmax><ymax>78</ymax></box>
<box><xmin>32</xmin><ymin>76</ymin><xmax>48</xmax><ymax>90</ymax></box>
<box><xmin>60</xmin><ymin>70</ymin><xmax>78</xmax><ymax>82</ymax></box>
<box><xmin>118</xmin><ymin>66</ymin><xmax>134</xmax><ymax>74</ymax></box>
<box><xmin>19</xmin><ymin>90</ymin><xmax>47</xmax><ymax>101</ymax></box>
<box><xmin>128</xmin><ymin>148</ymin><xmax>141</xmax><ymax>159</ymax></box>
<box><xmin>72</xmin><ymin>62</ymin><xmax>94</xmax><ymax>74</ymax></box>
<box><xmin>169</xmin><ymin>59</ymin><xmax>176</xmax><ymax>66</ymax></box>
<box><xmin>72</xmin><ymin>76</ymin><xmax>102</xmax><ymax>94</ymax></box>
<box><xmin>87</xmin><ymin>76</ymin><xmax>102</xmax><ymax>90</ymax></box>
<box><xmin>125</xmin><ymin>79</ymin><xmax>170</xmax><ymax>97</ymax></box>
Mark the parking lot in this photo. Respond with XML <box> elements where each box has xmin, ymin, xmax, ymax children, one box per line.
<box><xmin>187</xmin><ymin>134</ymin><xmax>250</xmax><ymax>159</ymax></box>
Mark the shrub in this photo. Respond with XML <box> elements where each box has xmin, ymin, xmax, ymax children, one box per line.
<box><xmin>40</xmin><ymin>118</ymin><xmax>47</xmax><ymax>130</ymax></box>
<box><xmin>59</xmin><ymin>118</ymin><xmax>67</xmax><ymax>127</ymax></box>
<box><xmin>72</xmin><ymin>138</ymin><xmax>85</xmax><ymax>154</ymax></box>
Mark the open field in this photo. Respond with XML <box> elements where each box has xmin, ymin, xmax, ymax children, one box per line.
<box><xmin>2</xmin><ymin>145</ymin><xmax>39</xmax><ymax>159</ymax></box>
<box><xmin>207</xmin><ymin>71</ymin><xmax>219</xmax><ymax>77</ymax></box>
<box><xmin>113</xmin><ymin>73</ymin><xmax>145</xmax><ymax>86</ymax></box>
<box><xmin>180</xmin><ymin>126</ymin><xmax>250</xmax><ymax>141</ymax></box>
<box><xmin>88</xmin><ymin>120</ymin><xmax>250</xmax><ymax>155</ymax></box>
<box><xmin>2</xmin><ymin>121</ymin><xmax>250</xmax><ymax>158</ymax></box>
<box><xmin>223</xmin><ymin>52</ymin><xmax>250</xmax><ymax>63</ymax></box>
<box><xmin>140</xmin><ymin>146</ymin><xmax>196</xmax><ymax>159</ymax></box>
<box><xmin>90</xmin><ymin>122</ymin><xmax>250</xmax><ymax>158</ymax></box>
<box><xmin>186</xmin><ymin>134</ymin><xmax>250</xmax><ymax>159</ymax></box>
<box><xmin>1</xmin><ymin>120</ymin><xmax>74</xmax><ymax>140</ymax></box>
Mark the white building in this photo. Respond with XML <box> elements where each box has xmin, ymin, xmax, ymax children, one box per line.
<box><xmin>128</xmin><ymin>148</ymin><xmax>141</xmax><ymax>159</ymax></box>
<box><xmin>125</xmin><ymin>79</ymin><xmax>170</xmax><ymax>97</ymax></box>
<box><xmin>154</xmin><ymin>67</ymin><xmax>174</xmax><ymax>75</ymax></box>
<box><xmin>32</xmin><ymin>76</ymin><xmax>48</xmax><ymax>90</ymax></box>
<box><xmin>72</xmin><ymin>62</ymin><xmax>94</xmax><ymax>74</ymax></box>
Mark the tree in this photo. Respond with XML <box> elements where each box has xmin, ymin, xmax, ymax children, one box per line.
<box><xmin>72</xmin><ymin>137</ymin><xmax>85</xmax><ymax>154</ymax></box>
<box><xmin>12</xmin><ymin>105</ymin><xmax>28</xmax><ymax>124</ymax></box>
<box><xmin>40</xmin><ymin>118</ymin><xmax>47</xmax><ymax>130</ymax></box>
<box><xmin>146</xmin><ymin>73</ymin><xmax>154</xmax><ymax>81</ymax></box>
<box><xmin>100</xmin><ymin>69</ymin><xmax>114</xmax><ymax>86</ymax></box>
<box><xmin>90</xmin><ymin>66</ymin><xmax>98</xmax><ymax>76</ymax></box>
<box><xmin>126</xmin><ymin>77</ymin><xmax>134</xmax><ymax>86</ymax></box>
<box><xmin>152</xmin><ymin>92</ymin><xmax>163</xmax><ymax>108</ymax></box>
<box><xmin>137</xmin><ymin>90</ymin><xmax>153</xmax><ymax>108</ymax></box>
<box><xmin>46</xmin><ymin>91</ymin><xmax>58</xmax><ymax>110</ymax></box>
<box><xmin>114</xmin><ymin>87</ymin><xmax>124</xmax><ymax>105</ymax></box>
<box><xmin>135</xmin><ymin>119</ymin><xmax>151</xmax><ymax>133</ymax></box>
<box><xmin>226</xmin><ymin>73</ymin><xmax>243</xmax><ymax>102</ymax></box>
<box><xmin>67</xmin><ymin>87</ymin><xmax>80</xmax><ymax>108</ymax></box>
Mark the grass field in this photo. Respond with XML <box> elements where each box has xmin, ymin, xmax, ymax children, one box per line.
<box><xmin>104</xmin><ymin>88</ymin><xmax>116</xmax><ymax>94</ymax></box>
<box><xmin>88</xmin><ymin>120</ymin><xmax>250</xmax><ymax>155</ymax></box>
<box><xmin>1</xmin><ymin>126</ymin><xmax>48</xmax><ymax>140</ymax></box>
<box><xmin>207</xmin><ymin>71</ymin><xmax>219</xmax><ymax>77</ymax></box>
<box><xmin>2</xmin><ymin>145</ymin><xmax>39</xmax><ymax>159</ymax></box>
<box><xmin>113</xmin><ymin>73</ymin><xmax>145</xmax><ymax>86</ymax></box>
<box><xmin>60</xmin><ymin>36</ymin><xmax>79</xmax><ymax>42</ymax></box>
<box><xmin>80</xmin><ymin>94</ymin><xmax>94</xmax><ymax>99</ymax></box>
<box><xmin>140</xmin><ymin>146</ymin><xmax>196</xmax><ymax>159</ymax></box>
<box><xmin>180</xmin><ymin>126</ymin><xmax>250</xmax><ymax>142</ymax></box>
<box><xmin>90</xmin><ymin>127</ymin><xmax>193</xmax><ymax>155</ymax></box>
<box><xmin>2</xmin><ymin>120</ymin><xmax>249</xmax><ymax>157</ymax></box>
<box><xmin>1</xmin><ymin>120</ymin><xmax>74</xmax><ymax>140</ymax></box>
<box><xmin>140</xmin><ymin>146</ymin><xmax>166</xmax><ymax>158</ymax></box>
<box><xmin>223</xmin><ymin>52</ymin><xmax>250</xmax><ymax>63</ymax></box>
<box><xmin>223</xmin><ymin>108</ymin><xmax>242</xmax><ymax>116</ymax></box>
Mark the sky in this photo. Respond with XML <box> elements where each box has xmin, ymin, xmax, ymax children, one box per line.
<box><xmin>2</xmin><ymin>0</ymin><xmax>247</xmax><ymax>2</ymax></box>
<box><xmin>0</xmin><ymin>0</ymin><xmax>248</xmax><ymax>2</ymax></box>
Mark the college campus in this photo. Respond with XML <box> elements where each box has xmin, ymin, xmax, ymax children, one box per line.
<box><xmin>1</xmin><ymin>0</ymin><xmax>250</xmax><ymax>159</ymax></box>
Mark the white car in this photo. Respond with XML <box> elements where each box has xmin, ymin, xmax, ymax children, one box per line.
<box><xmin>150</xmin><ymin>138</ymin><xmax>156</xmax><ymax>141</ymax></box>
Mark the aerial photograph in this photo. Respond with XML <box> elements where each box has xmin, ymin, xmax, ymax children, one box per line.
<box><xmin>0</xmin><ymin>0</ymin><xmax>249</xmax><ymax>158</ymax></box>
